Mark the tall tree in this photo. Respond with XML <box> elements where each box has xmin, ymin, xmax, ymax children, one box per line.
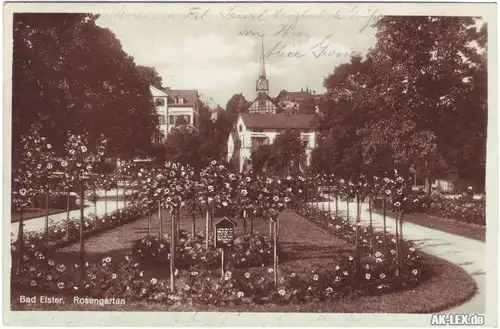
<box><xmin>12</xmin><ymin>13</ymin><xmax>158</xmax><ymax>164</ymax></box>
<box><xmin>318</xmin><ymin>17</ymin><xmax>487</xmax><ymax>188</ymax></box>
<box><xmin>225</xmin><ymin>93</ymin><xmax>249</xmax><ymax>127</ymax></box>
<box><xmin>137</xmin><ymin>65</ymin><xmax>163</xmax><ymax>89</ymax></box>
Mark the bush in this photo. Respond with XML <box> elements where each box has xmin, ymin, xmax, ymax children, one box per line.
<box><xmin>132</xmin><ymin>232</ymin><xmax>278</xmax><ymax>271</ymax></box>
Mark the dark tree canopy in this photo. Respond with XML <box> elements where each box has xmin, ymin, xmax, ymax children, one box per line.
<box><xmin>315</xmin><ymin>17</ymin><xmax>487</xmax><ymax>189</ymax></box>
<box><xmin>225</xmin><ymin>93</ymin><xmax>249</xmax><ymax>127</ymax></box>
<box><xmin>137</xmin><ymin>65</ymin><xmax>163</xmax><ymax>90</ymax></box>
<box><xmin>12</xmin><ymin>13</ymin><xmax>158</xmax><ymax>164</ymax></box>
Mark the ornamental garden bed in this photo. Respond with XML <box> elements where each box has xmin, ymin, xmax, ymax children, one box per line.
<box><xmin>11</xmin><ymin>206</ymin><xmax>432</xmax><ymax>309</ymax></box>
<box><xmin>372</xmin><ymin>194</ymin><xmax>486</xmax><ymax>226</ymax></box>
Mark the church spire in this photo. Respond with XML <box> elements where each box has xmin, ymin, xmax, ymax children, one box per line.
<box><xmin>259</xmin><ymin>37</ymin><xmax>266</xmax><ymax>78</ymax></box>
<box><xmin>256</xmin><ymin>37</ymin><xmax>269</xmax><ymax>97</ymax></box>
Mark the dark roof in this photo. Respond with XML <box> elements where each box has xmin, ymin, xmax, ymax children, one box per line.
<box><xmin>240</xmin><ymin>113</ymin><xmax>316</xmax><ymax>130</ymax></box>
<box><xmin>166</xmin><ymin>89</ymin><xmax>198</xmax><ymax>106</ymax></box>
<box><xmin>277</xmin><ymin>89</ymin><xmax>324</xmax><ymax>102</ymax></box>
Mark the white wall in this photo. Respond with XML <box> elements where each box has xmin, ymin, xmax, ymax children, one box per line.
<box><xmin>166</xmin><ymin>106</ymin><xmax>195</xmax><ymax>134</ymax></box>
<box><xmin>234</xmin><ymin>116</ymin><xmax>317</xmax><ymax>171</ymax></box>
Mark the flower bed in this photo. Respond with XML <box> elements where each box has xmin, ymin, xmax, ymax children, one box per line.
<box><xmin>372</xmin><ymin>194</ymin><xmax>486</xmax><ymax>226</ymax></box>
<box><xmin>12</xmin><ymin>242</ymin><xmax>428</xmax><ymax>306</ymax></box>
<box><xmin>132</xmin><ymin>232</ymin><xmax>278</xmax><ymax>271</ymax></box>
<box><xmin>12</xmin><ymin>204</ymin><xmax>147</xmax><ymax>257</ymax></box>
<box><xmin>424</xmin><ymin>195</ymin><xmax>485</xmax><ymax>225</ymax></box>
<box><xmin>12</xmin><ymin>202</ymin><xmax>429</xmax><ymax>307</ymax></box>
<box><xmin>294</xmin><ymin>203</ymin><xmax>428</xmax><ymax>288</ymax></box>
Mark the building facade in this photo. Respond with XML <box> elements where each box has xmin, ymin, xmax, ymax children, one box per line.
<box><xmin>149</xmin><ymin>85</ymin><xmax>200</xmax><ymax>143</ymax></box>
<box><xmin>228</xmin><ymin>113</ymin><xmax>316</xmax><ymax>172</ymax></box>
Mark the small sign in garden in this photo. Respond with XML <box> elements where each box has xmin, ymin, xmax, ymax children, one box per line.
<box><xmin>214</xmin><ymin>217</ymin><xmax>237</xmax><ymax>277</ymax></box>
<box><xmin>215</xmin><ymin>217</ymin><xmax>236</xmax><ymax>249</ymax></box>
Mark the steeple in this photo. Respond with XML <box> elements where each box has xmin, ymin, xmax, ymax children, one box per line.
<box><xmin>256</xmin><ymin>37</ymin><xmax>269</xmax><ymax>96</ymax></box>
<box><xmin>259</xmin><ymin>37</ymin><xmax>266</xmax><ymax>78</ymax></box>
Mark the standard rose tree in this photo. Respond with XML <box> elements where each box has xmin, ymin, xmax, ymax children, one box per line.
<box><xmin>12</xmin><ymin>123</ymin><xmax>56</xmax><ymax>273</ymax></box>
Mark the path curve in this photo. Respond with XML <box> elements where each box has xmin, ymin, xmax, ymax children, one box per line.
<box><xmin>316</xmin><ymin>198</ymin><xmax>485</xmax><ymax>313</ymax></box>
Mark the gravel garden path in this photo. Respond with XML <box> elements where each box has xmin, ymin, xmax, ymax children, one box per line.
<box><xmin>316</xmin><ymin>199</ymin><xmax>486</xmax><ymax>314</ymax></box>
<box><xmin>10</xmin><ymin>188</ymin><xmax>127</xmax><ymax>241</ymax></box>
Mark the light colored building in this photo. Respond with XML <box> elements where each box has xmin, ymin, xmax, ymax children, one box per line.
<box><xmin>227</xmin><ymin>113</ymin><xmax>316</xmax><ymax>172</ymax></box>
<box><xmin>227</xmin><ymin>39</ymin><xmax>317</xmax><ymax>172</ymax></box>
<box><xmin>150</xmin><ymin>85</ymin><xmax>168</xmax><ymax>143</ymax></box>
<box><xmin>149</xmin><ymin>85</ymin><xmax>200</xmax><ymax>142</ymax></box>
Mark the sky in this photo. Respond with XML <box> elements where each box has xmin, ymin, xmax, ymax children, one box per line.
<box><xmin>96</xmin><ymin>3</ymin><xmax>379</xmax><ymax>107</ymax></box>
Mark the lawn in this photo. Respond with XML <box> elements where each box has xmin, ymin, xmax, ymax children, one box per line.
<box><xmin>373</xmin><ymin>209</ymin><xmax>485</xmax><ymax>242</ymax></box>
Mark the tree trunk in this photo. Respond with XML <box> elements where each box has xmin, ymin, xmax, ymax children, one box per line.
<box><xmin>79</xmin><ymin>185</ymin><xmax>85</xmax><ymax>283</ymax></box>
<box><xmin>368</xmin><ymin>195</ymin><xmax>373</xmax><ymax>247</ymax></box>
<box><xmin>104</xmin><ymin>190</ymin><xmax>108</xmax><ymax>214</ymax></box>
<box><xmin>355</xmin><ymin>195</ymin><xmax>361</xmax><ymax>274</ymax></box>
<box><xmin>159</xmin><ymin>201</ymin><xmax>163</xmax><ymax>238</ymax></box>
<box><xmin>205</xmin><ymin>209</ymin><xmax>210</xmax><ymax>249</ymax></box>
<box><xmin>66</xmin><ymin>191</ymin><xmax>71</xmax><ymax>240</ymax></box>
<box><xmin>147</xmin><ymin>209</ymin><xmax>151</xmax><ymax>237</ymax></box>
<box><xmin>250</xmin><ymin>212</ymin><xmax>254</xmax><ymax>235</ymax></box>
<box><xmin>382</xmin><ymin>196</ymin><xmax>387</xmax><ymax>248</ymax></box>
<box><xmin>424</xmin><ymin>177</ymin><xmax>431</xmax><ymax>196</ymax></box>
<box><xmin>170</xmin><ymin>208</ymin><xmax>176</xmax><ymax>291</ymax></box>
<box><xmin>16</xmin><ymin>210</ymin><xmax>24</xmax><ymax>274</ymax></box>
<box><xmin>44</xmin><ymin>191</ymin><xmax>49</xmax><ymax>245</ymax></box>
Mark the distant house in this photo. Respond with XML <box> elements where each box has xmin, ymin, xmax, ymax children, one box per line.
<box><xmin>276</xmin><ymin>88</ymin><xmax>324</xmax><ymax>114</ymax></box>
<box><xmin>149</xmin><ymin>85</ymin><xmax>200</xmax><ymax>142</ymax></box>
<box><xmin>227</xmin><ymin>39</ymin><xmax>318</xmax><ymax>172</ymax></box>
<box><xmin>228</xmin><ymin>113</ymin><xmax>316</xmax><ymax>172</ymax></box>
<box><xmin>165</xmin><ymin>88</ymin><xmax>199</xmax><ymax>131</ymax></box>
<box><xmin>150</xmin><ymin>85</ymin><xmax>169</xmax><ymax>143</ymax></box>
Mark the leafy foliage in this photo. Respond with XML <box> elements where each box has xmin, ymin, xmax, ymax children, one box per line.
<box><xmin>316</xmin><ymin>17</ymin><xmax>487</xmax><ymax>190</ymax></box>
<box><xmin>12</xmin><ymin>14</ymin><xmax>157</xmax><ymax>161</ymax></box>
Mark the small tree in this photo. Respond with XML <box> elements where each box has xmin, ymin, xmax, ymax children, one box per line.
<box><xmin>269</xmin><ymin>129</ymin><xmax>306</xmax><ymax>175</ymax></box>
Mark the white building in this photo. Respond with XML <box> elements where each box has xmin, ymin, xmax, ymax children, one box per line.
<box><xmin>227</xmin><ymin>113</ymin><xmax>316</xmax><ymax>172</ymax></box>
<box><xmin>150</xmin><ymin>85</ymin><xmax>200</xmax><ymax>142</ymax></box>
<box><xmin>226</xmin><ymin>39</ymin><xmax>317</xmax><ymax>173</ymax></box>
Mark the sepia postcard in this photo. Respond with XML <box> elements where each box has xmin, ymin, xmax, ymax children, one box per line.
<box><xmin>2</xmin><ymin>1</ymin><xmax>498</xmax><ymax>327</ymax></box>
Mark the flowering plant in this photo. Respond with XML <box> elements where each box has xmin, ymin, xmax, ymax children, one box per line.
<box><xmin>12</xmin><ymin>124</ymin><xmax>56</xmax><ymax>211</ymax></box>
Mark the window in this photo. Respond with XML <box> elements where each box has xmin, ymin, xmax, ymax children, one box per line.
<box><xmin>254</xmin><ymin>129</ymin><xmax>264</xmax><ymax>133</ymax></box>
<box><xmin>158</xmin><ymin>115</ymin><xmax>165</xmax><ymax>125</ymax></box>
<box><xmin>155</xmin><ymin>98</ymin><xmax>165</xmax><ymax>107</ymax></box>
<box><xmin>169</xmin><ymin>115</ymin><xmax>176</xmax><ymax>124</ymax></box>
<box><xmin>239</xmin><ymin>124</ymin><xmax>243</xmax><ymax>132</ymax></box>
<box><xmin>246</xmin><ymin>158</ymin><xmax>252</xmax><ymax>165</ymax></box>
<box><xmin>259</xmin><ymin>100</ymin><xmax>266</xmax><ymax>108</ymax></box>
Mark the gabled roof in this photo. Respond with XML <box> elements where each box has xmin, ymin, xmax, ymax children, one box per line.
<box><xmin>150</xmin><ymin>85</ymin><xmax>168</xmax><ymax>97</ymax></box>
<box><xmin>165</xmin><ymin>89</ymin><xmax>199</xmax><ymax>106</ymax></box>
<box><xmin>277</xmin><ymin>89</ymin><xmax>324</xmax><ymax>102</ymax></box>
<box><xmin>240</xmin><ymin>113</ymin><xmax>316</xmax><ymax>130</ymax></box>
<box><xmin>249</xmin><ymin>93</ymin><xmax>283</xmax><ymax>111</ymax></box>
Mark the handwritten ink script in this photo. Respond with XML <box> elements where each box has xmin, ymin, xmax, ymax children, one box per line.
<box><xmin>118</xmin><ymin>4</ymin><xmax>381</xmax><ymax>60</ymax></box>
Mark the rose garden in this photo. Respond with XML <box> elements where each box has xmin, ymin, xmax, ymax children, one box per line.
<box><xmin>10</xmin><ymin>123</ymin><xmax>486</xmax><ymax>312</ymax></box>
